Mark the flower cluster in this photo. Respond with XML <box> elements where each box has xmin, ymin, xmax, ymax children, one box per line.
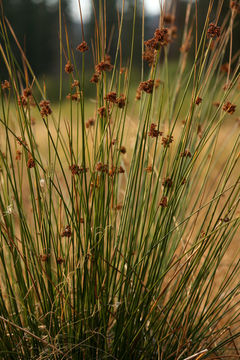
<box><xmin>148</xmin><ymin>123</ymin><xmax>163</xmax><ymax>138</ymax></box>
<box><xmin>1</xmin><ymin>80</ymin><xmax>10</xmax><ymax>90</ymax></box>
<box><xmin>76</xmin><ymin>41</ymin><xmax>89</xmax><ymax>52</ymax></box>
<box><xmin>222</xmin><ymin>102</ymin><xmax>236</xmax><ymax>114</ymax></box>
<box><xmin>61</xmin><ymin>225</ymin><xmax>71</xmax><ymax>238</ymax></box>
<box><xmin>69</xmin><ymin>165</ymin><xmax>88</xmax><ymax>175</ymax></box>
<box><xmin>159</xmin><ymin>196</ymin><xmax>168</xmax><ymax>208</ymax></box>
<box><xmin>162</xmin><ymin>177</ymin><xmax>173</xmax><ymax>188</ymax></box>
<box><xmin>195</xmin><ymin>97</ymin><xmax>202</xmax><ymax>105</ymax></box>
<box><xmin>207</xmin><ymin>23</ymin><xmax>221</xmax><ymax>38</ymax></box>
<box><xmin>39</xmin><ymin>100</ymin><xmax>52</xmax><ymax>118</ymax></box>
<box><xmin>138</xmin><ymin>80</ymin><xmax>154</xmax><ymax>94</ymax></box>
<box><xmin>162</xmin><ymin>135</ymin><xmax>174</xmax><ymax>148</ymax></box>
<box><xmin>181</xmin><ymin>149</ymin><xmax>192</xmax><ymax>158</ymax></box>
<box><xmin>85</xmin><ymin>118</ymin><xmax>95</xmax><ymax>128</ymax></box>
<box><xmin>65</xmin><ymin>61</ymin><xmax>74</xmax><ymax>74</ymax></box>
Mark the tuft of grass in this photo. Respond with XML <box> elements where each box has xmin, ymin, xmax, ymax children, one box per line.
<box><xmin>0</xmin><ymin>0</ymin><xmax>239</xmax><ymax>359</ymax></box>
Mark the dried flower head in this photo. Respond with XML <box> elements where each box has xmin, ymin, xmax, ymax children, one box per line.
<box><xmin>161</xmin><ymin>135</ymin><xmax>174</xmax><ymax>148</ymax></box>
<box><xmin>96</xmin><ymin>60</ymin><xmax>113</xmax><ymax>73</ymax></box>
<box><xmin>18</xmin><ymin>95</ymin><xmax>28</xmax><ymax>108</ymax></box>
<box><xmin>197</xmin><ymin>125</ymin><xmax>203</xmax><ymax>138</ymax></box>
<box><xmin>69</xmin><ymin>164</ymin><xmax>80</xmax><ymax>175</ymax></box>
<box><xmin>181</xmin><ymin>149</ymin><xmax>192</xmax><ymax>158</ymax></box>
<box><xmin>117</xmin><ymin>94</ymin><xmax>126</xmax><ymax>109</ymax></box>
<box><xmin>86</xmin><ymin>118</ymin><xmax>95</xmax><ymax>128</ymax></box>
<box><xmin>61</xmin><ymin>225</ymin><xmax>72</xmax><ymax>238</ymax></box>
<box><xmin>195</xmin><ymin>97</ymin><xmax>202</xmax><ymax>105</ymax></box>
<box><xmin>116</xmin><ymin>204</ymin><xmax>123</xmax><ymax>210</ymax></box>
<box><xmin>40</xmin><ymin>254</ymin><xmax>49</xmax><ymax>262</ymax></box>
<box><xmin>143</xmin><ymin>47</ymin><xmax>156</xmax><ymax>66</ymax></box>
<box><xmin>39</xmin><ymin>100</ymin><xmax>52</xmax><ymax>117</ymax></box>
<box><xmin>145</xmin><ymin>165</ymin><xmax>153</xmax><ymax>173</ymax></box>
<box><xmin>120</xmin><ymin>146</ymin><xmax>126</xmax><ymax>154</ymax></box>
<box><xmin>139</xmin><ymin>80</ymin><xmax>154</xmax><ymax>94</ymax></box>
<box><xmin>71</xmin><ymin>80</ymin><xmax>80</xmax><ymax>88</ymax></box>
<box><xmin>148</xmin><ymin>123</ymin><xmax>163</xmax><ymax>138</ymax></box>
<box><xmin>23</xmin><ymin>88</ymin><xmax>32</xmax><ymax>97</ymax></box>
<box><xmin>207</xmin><ymin>23</ymin><xmax>221</xmax><ymax>38</ymax></box>
<box><xmin>135</xmin><ymin>88</ymin><xmax>141</xmax><ymax>100</ymax></box>
<box><xmin>57</xmin><ymin>257</ymin><xmax>65</xmax><ymax>265</ymax></box>
<box><xmin>223</xmin><ymin>101</ymin><xmax>236</xmax><ymax>114</ymax></box>
<box><xmin>98</xmin><ymin>106</ymin><xmax>106</xmax><ymax>117</ymax></box>
<box><xmin>159</xmin><ymin>196</ymin><xmax>168</xmax><ymax>208</ymax></box>
<box><xmin>162</xmin><ymin>177</ymin><xmax>173</xmax><ymax>187</ymax></box>
<box><xmin>90</xmin><ymin>73</ymin><xmax>100</xmax><ymax>83</ymax></box>
<box><xmin>16</xmin><ymin>150</ymin><xmax>22</xmax><ymax>161</ymax></box>
<box><xmin>154</xmin><ymin>28</ymin><xmax>170</xmax><ymax>46</ymax></box>
<box><xmin>1</xmin><ymin>80</ymin><xmax>10</xmax><ymax>90</ymax></box>
<box><xmin>66</xmin><ymin>93</ymin><xmax>79</xmax><ymax>101</ymax></box>
<box><xmin>27</xmin><ymin>155</ymin><xmax>35</xmax><ymax>168</ymax></box>
<box><xmin>65</xmin><ymin>61</ymin><xmax>74</xmax><ymax>74</ymax></box>
<box><xmin>105</xmin><ymin>92</ymin><xmax>117</xmax><ymax>103</ymax></box>
<box><xmin>76</xmin><ymin>40</ymin><xmax>89</xmax><ymax>52</ymax></box>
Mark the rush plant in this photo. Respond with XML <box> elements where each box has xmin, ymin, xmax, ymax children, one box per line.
<box><xmin>0</xmin><ymin>0</ymin><xmax>239</xmax><ymax>359</ymax></box>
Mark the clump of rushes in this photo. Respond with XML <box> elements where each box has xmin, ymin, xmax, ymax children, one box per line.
<box><xmin>0</xmin><ymin>1</ymin><xmax>240</xmax><ymax>359</ymax></box>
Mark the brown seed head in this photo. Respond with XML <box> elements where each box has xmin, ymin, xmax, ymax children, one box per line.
<box><xmin>65</xmin><ymin>61</ymin><xmax>74</xmax><ymax>74</ymax></box>
<box><xmin>161</xmin><ymin>135</ymin><xmax>174</xmax><ymax>148</ymax></box>
<box><xmin>139</xmin><ymin>80</ymin><xmax>154</xmax><ymax>94</ymax></box>
<box><xmin>1</xmin><ymin>80</ymin><xmax>10</xmax><ymax>90</ymax></box>
<box><xmin>154</xmin><ymin>27</ymin><xmax>170</xmax><ymax>46</ymax></box>
<box><xmin>16</xmin><ymin>150</ymin><xmax>22</xmax><ymax>161</ymax></box>
<box><xmin>222</xmin><ymin>101</ymin><xmax>236</xmax><ymax>114</ymax></box>
<box><xmin>195</xmin><ymin>97</ymin><xmax>202</xmax><ymax>105</ymax></box>
<box><xmin>76</xmin><ymin>40</ymin><xmax>89</xmax><ymax>52</ymax></box>
<box><xmin>148</xmin><ymin>123</ymin><xmax>163</xmax><ymax>138</ymax></box>
<box><xmin>135</xmin><ymin>88</ymin><xmax>141</xmax><ymax>100</ymax></box>
<box><xmin>61</xmin><ymin>225</ymin><xmax>72</xmax><ymax>238</ymax></box>
<box><xmin>23</xmin><ymin>88</ymin><xmax>32</xmax><ymax>98</ymax></box>
<box><xmin>162</xmin><ymin>177</ymin><xmax>173</xmax><ymax>187</ymax></box>
<box><xmin>120</xmin><ymin>146</ymin><xmax>126</xmax><ymax>154</ymax></box>
<box><xmin>66</xmin><ymin>93</ymin><xmax>79</xmax><ymax>101</ymax></box>
<box><xmin>96</xmin><ymin>60</ymin><xmax>113</xmax><ymax>73</ymax></box>
<box><xmin>40</xmin><ymin>254</ymin><xmax>49</xmax><ymax>262</ymax></box>
<box><xmin>57</xmin><ymin>257</ymin><xmax>65</xmax><ymax>265</ymax></box>
<box><xmin>105</xmin><ymin>91</ymin><xmax>117</xmax><ymax>103</ymax></box>
<box><xmin>159</xmin><ymin>196</ymin><xmax>168</xmax><ymax>208</ymax></box>
<box><xmin>181</xmin><ymin>149</ymin><xmax>192</xmax><ymax>158</ymax></box>
<box><xmin>27</xmin><ymin>153</ymin><xmax>35</xmax><ymax>168</ymax></box>
<box><xmin>98</xmin><ymin>106</ymin><xmax>106</xmax><ymax>117</ymax></box>
<box><xmin>39</xmin><ymin>100</ymin><xmax>52</xmax><ymax>117</ymax></box>
<box><xmin>71</xmin><ymin>80</ymin><xmax>80</xmax><ymax>88</ymax></box>
<box><xmin>207</xmin><ymin>23</ymin><xmax>221</xmax><ymax>38</ymax></box>
<box><xmin>116</xmin><ymin>94</ymin><xmax>126</xmax><ymax>109</ymax></box>
<box><xmin>145</xmin><ymin>165</ymin><xmax>153</xmax><ymax>173</ymax></box>
<box><xmin>90</xmin><ymin>73</ymin><xmax>100</xmax><ymax>83</ymax></box>
<box><xmin>18</xmin><ymin>95</ymin><xmax>28</xmax><ymax>107</ymax></box>
<box><xmin>143</xmin><ymin>47</ymin><xmax>156</xmax><ymax>66</ymax></box>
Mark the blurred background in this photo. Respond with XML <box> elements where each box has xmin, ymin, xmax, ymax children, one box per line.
<box><xmin>0</xmin><ymin>0</ymin><xmax>237</xmax><ymax>98</ymax></box>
